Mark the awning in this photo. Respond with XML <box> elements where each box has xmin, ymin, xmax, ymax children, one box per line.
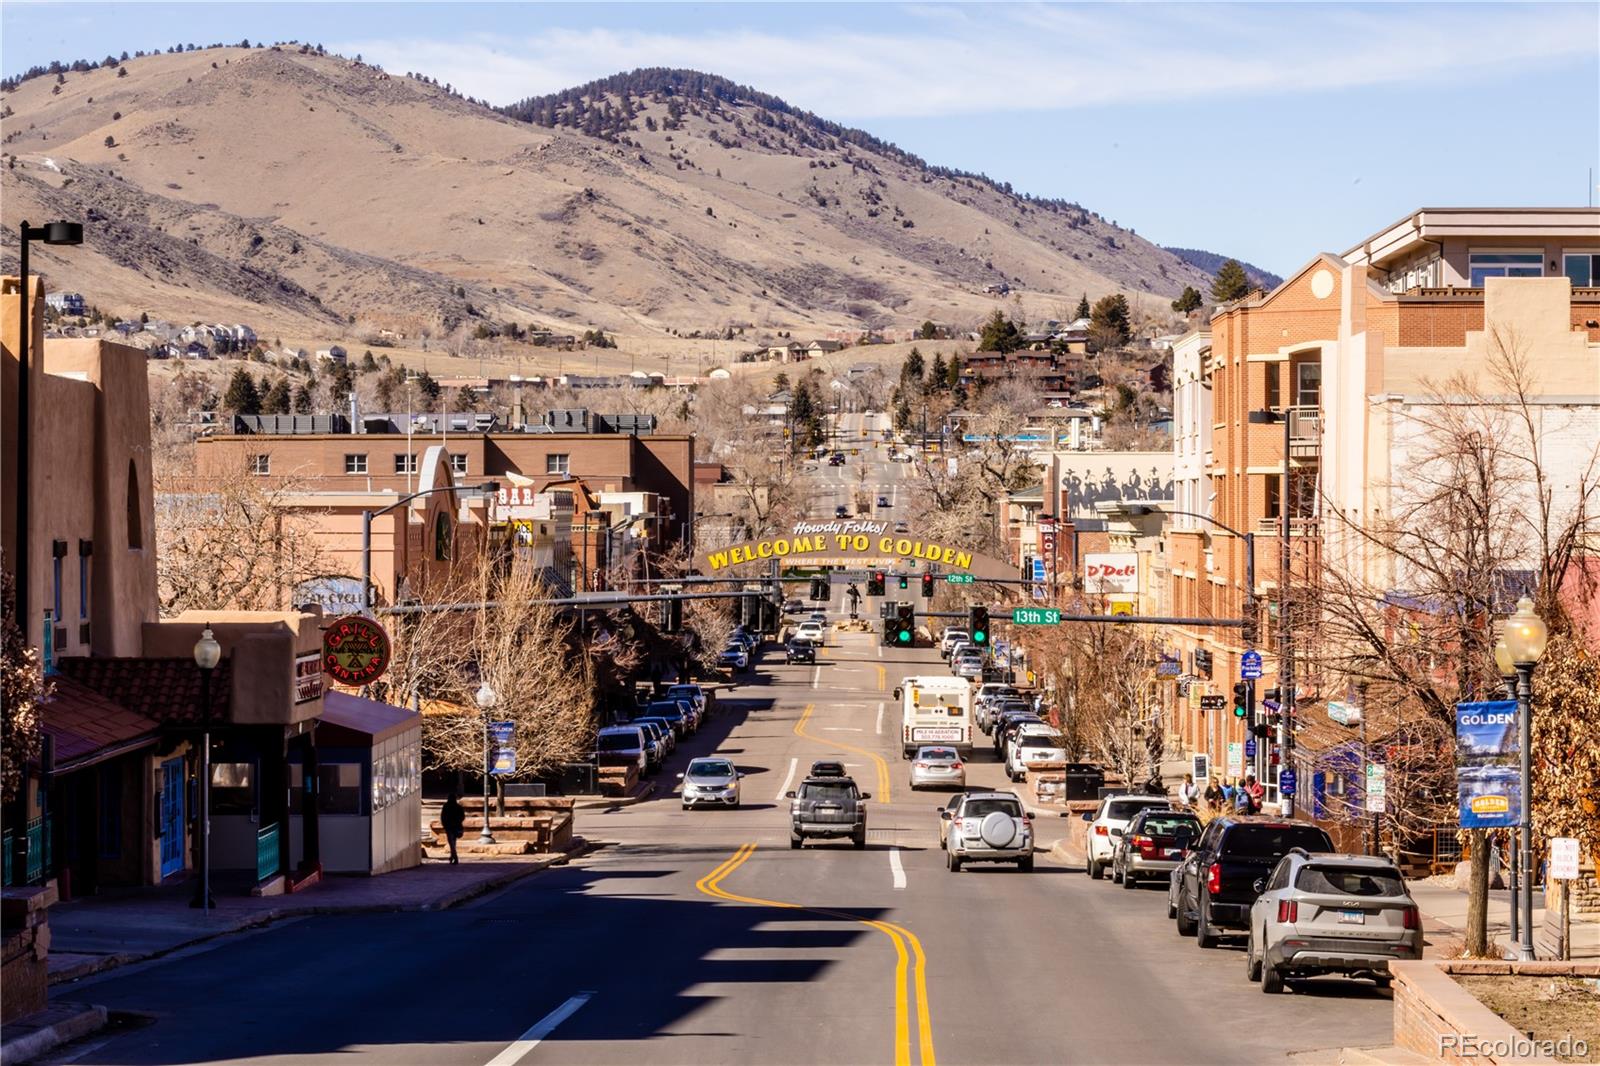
<box><xmin>41</xmin><ymin>676</ymin><xmax>162</xmax><ymax>773</ymax></box>
<box><xmin>319</xmin><ymin>690</ymin><xmax>421</xmax><ymax>746</ymax></box>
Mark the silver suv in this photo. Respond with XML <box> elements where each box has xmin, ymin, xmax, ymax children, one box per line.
<box><xmin>788</xmin><ymin>776</ymin><xmax>869</xmax><ymax>849</ymax></box>
<box><xmin>1247</xmin><ymin>850</ymin><xmax>1422</xmax><ymax>993</ymax></box>
<box><xmin>940</xmin><ymin>790</ymin><xmax>1035</xmax><ymax>872</ymax></box>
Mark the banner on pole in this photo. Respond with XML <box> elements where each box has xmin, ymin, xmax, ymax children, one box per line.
<box><xmin>1454</xmin><ymin>700</ymin><xmax>1519</xmax><ymax>828</ymax></box>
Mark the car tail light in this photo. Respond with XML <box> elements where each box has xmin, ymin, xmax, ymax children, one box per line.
<box><xmin>1207</xmin><ymin>862</ymin><xmax>1221</xmax><ymax>895</ymax></box>
<box><xmin>1402</xmin><ymin>906</ymin><xmax>1419</xmax><ymax>930</ymax></box>
<box><xmin>951</xmin><ymin>762</ymin><xmax>963</xmax><ymax>771</ymax></box>
<box><xmin>1132</xmin><ymin>835</ymin><xmax>1156</xmax><ymax>857</ymax></box>
<box><xmin>1094</xmin><ymin>825</ymin><xmax>1109</xmax><ymax>836</ymax></box>
<box><xmin>1276</xmin><ymin>900</ymin><xmax>1298</xmax><ymax>923</ymax></box>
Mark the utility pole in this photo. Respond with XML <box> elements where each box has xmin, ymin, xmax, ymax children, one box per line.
<box><xmin>1278</xmin><ymin>405</ymin><xmax>1296</xmax><ymax>816</ymax></box>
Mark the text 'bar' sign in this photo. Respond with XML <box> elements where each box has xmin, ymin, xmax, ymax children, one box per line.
<box><xmin>1240</xmin><ymin>650</ymin><xmax>1263</xmax><ymax>680</ymax></box>
<box><xmin>1012</xmin><ymin>607</ymin><xmax>1061</xmax><ymax>625</ymax></box>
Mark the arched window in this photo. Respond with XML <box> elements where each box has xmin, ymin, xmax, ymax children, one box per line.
<box><xmin>126</xmin><ymin>460</ymin><xmax>143</xmax><ymax>549</ymax></box>
<box><xmin>433</xmin><ymin>512</ymin><xmax>451</xmax><ymax>561</ymax></box>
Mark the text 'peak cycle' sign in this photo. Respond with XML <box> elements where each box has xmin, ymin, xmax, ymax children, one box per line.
<box><xmin>699</xmin><ymin>521</ymin><xmax>1018</xmax><ymax>580</ymax></box>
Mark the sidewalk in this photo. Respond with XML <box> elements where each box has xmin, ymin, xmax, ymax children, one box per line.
<box><xmin>47</xmin><ymin>850</ymin><xmax>582</xmax><ymax>986</ymax></box>
<box><xmin>1407</xmin><ymin>878</ymin><xmax>1600</xmax><ymax>960</ymax></box>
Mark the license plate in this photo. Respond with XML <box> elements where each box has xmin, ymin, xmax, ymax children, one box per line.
<box><xmin>1164</xmin><ymin>848</ymin><xmax>1181</xmax><ymax>857</ymax></box>
<box><xmin>1339</xmin><ymin>910</ymin><xmax>1365</xmax><ymax>924</ymax></box>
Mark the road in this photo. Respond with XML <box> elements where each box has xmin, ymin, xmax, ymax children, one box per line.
<box><xmin>48</xmin><ymin>423</ymin><xmax>1394</xmax><ymax>1066</ymax></box>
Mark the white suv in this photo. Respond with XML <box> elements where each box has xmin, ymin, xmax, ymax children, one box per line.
<box><xmin>941</xmin><ymin>790</ymin><xmax>1034</xmax><ymax>871</ymax></box>
<box><xmin>1082</xmin><ymin>794</ymin><xmax>1173</xmax><ymax>880</ymax></box>
<box><xmin>1005</xmin><ymin>727</ymin><xmax>1066</xmax><ymax>781</ymax></box>
<box><xmin>939</xmin><ymin>629</ymin><xmax>969</xmax><ymax>658</ymax></box>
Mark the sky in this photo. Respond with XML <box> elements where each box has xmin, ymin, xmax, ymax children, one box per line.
<box><xmin>4</xmin><ymin>2</ymin><xmax>1596</xmax><ymax>274</ymax></box>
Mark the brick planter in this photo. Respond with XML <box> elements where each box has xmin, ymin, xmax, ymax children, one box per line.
<box><xmin>1390</xmin><ymin>959</ymin><xmax>1600</xmax><ymax>1063</ymax></box>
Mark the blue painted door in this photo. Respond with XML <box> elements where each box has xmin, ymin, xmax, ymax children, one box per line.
<box><xmin>159</xmin><ymin>758</ymin><xmax>185</xmax><ymax>879</ymax></box>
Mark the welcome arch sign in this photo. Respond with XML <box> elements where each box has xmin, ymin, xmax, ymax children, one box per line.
<box><xmin>699</xmin><ymin>519</ymin><xmax>1018</xmax><ymax>580</ymax></box>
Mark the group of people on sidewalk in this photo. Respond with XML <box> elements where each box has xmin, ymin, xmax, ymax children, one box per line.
<box><xmin>1175</xmin><ymin>772</ymin><xmax>1266</xmax><ymax>815</ymax></box>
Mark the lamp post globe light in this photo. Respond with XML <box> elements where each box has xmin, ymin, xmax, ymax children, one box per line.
<box><xmin>475</xmin><ymin>682</ymin><xmax>497</xmax><ymax>845</ymax></box>
<box><xmin>191</xmin><ymin>626</ymin><xmax>221</xmax><ymax>912</ymax></box>
<box><xmin>1503</xmin><ymin>596</ymin><xmax>1546</xmax><ymax>960</ymax></box>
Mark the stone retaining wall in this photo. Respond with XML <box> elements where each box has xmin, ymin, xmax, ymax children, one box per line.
<box><xmin>1390</xmin><ymin>959</ymin><xmax>1599</xmax><ymax>1064</ymax></box>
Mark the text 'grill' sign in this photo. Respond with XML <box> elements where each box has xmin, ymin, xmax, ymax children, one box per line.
<box><xmin>323</xmin><ymin>614</ymin><xmax>392</xmax><ymax>687</ymax></box>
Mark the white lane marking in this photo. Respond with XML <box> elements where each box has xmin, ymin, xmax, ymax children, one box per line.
<box><xmin>877</xmin><ymin>643</ymin><xmax>883</xmax><ymax>660</ymax></box>
<box><xmin>876</xmin><ymin>701</ymin><xmax>885</xmax><ymax>734</ymax></box>
<box><xmin>484</xmin><ymin>992</ymin><xmax>594</xmax><ymax>1066</ymax></box>
<box><xmin>889</xmin><ymin>847</ymin><xmax>907</xmax><ymax>890</ymax></box>
<box><xmin>812</xmin><ymin>666</ymin><xmax>821</xmax><ymax>689</ymax></box>
<box><xmin>775</xmin><ymin>757</ymin><xmax>798</xmax><ymax>802</ymax></box>
<box><xmin>822</xmin><ymin>727</ymin><xmax>863</xmax><ymax>732</ymax></box>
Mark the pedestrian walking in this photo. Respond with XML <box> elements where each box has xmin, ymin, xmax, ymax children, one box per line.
<box><xmin>1203</xmin><ymin>776</ymin><xmax>1224</xmax><ymax>812</ymax></box>
<box><xmin>1177</xmin><ymin>773</ymin><xmax>1200</xmax><ymax>808</ymax></box>
<box><xmin>1244</xmin><ymin>773</ymin><xmax>1265</xmax><ymax>814</ymax></box>
<box><xmin>1232</xmin><ymin>778</ymin><xmax>1252</xmax><ymax>813</ymax></box>
<box><xmin>440</xmin><ymin>791</ymin><xmax>466</xmax><ymax>865</ymax></box>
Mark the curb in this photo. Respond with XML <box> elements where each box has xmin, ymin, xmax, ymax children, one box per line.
<box><xmin>49</xmin><ymin>845</ymin><xmax>593</xmax><ymax>986</ymax></box>
<box><xmin>0</xmin><ymin>1002</ymin><xmax>107</xmax><ymax>1064</ymax></box>
<box><xmin>574</xmin><ymin>782</ymin><xmax>656</xmax><ymax>810</ymax></box>
<box><xmin>1049</xmin><ymin>839</ymin><xmax>1085</xmax><ymax>867</ymax></box>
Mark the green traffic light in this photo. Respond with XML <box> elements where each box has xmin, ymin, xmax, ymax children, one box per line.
<box><xmin>1233</xmin><ymin>705</ymin><xmax>1247</xmax><ymax>718</ymax></box>
<box><xmin>972</xmin><ymin>630</ymin><xmax>986</xmax><ymax>643</ymax></box>
<box><xmin>898</xmin><ymin>630</ymin><xmax>911</xmax><ymax>642</ymax></box>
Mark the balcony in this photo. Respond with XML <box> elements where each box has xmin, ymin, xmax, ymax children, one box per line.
<box><xmin>1256</xmin><ymin>517</ymin><xmax>1318</xmax><ymax>536</ymax></box>
<box><xmin>1288</xmin><ymin>406</ymin><xmax>1320</xmax><ymax>458</ymax></box>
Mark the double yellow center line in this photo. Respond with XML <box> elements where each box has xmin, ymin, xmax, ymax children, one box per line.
<box><xmin>795</xmin><ymin>702</ymin><xmax>891</xmax><ymax>804</ymax></box>
<box><xmin>697</xmin><ymin>843</ymin><xmax>935</xmax><ymax>1066</ymax></box>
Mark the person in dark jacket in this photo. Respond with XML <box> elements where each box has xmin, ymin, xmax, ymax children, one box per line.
<box><xmin>440</xmin><ymin>792</ymin><xmax>466</xmax><ymax>864</ymax></box>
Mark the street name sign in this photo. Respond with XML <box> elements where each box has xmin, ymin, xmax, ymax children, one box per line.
<box><xmin>1240</xmin><ymin>649</ymin><xmax>1263</xmax><ymax>680</ymax></box>
<box><xmin>1278</xmin><ymin>768</ymin><xmax>1297</xmax><ymax>797</ymax></box>
<box><xmin>1012</xmin><ymin>607</ymin><xmax>1061</xmax><ymax>625</ymax></box>
<box><xmin>946</xmin><ymin>573</ymin><xmax>975</xmax><ymax>584</ymax></box>
<box><xmin>1244</xmin><ymin>737</ymin><xmax>1257</xmax><ymax>759</ymax></box>
<box><xmin>1199</xmin><ymin>695</ymin><xmax>1227</xmax><ymax>711</ymax></box>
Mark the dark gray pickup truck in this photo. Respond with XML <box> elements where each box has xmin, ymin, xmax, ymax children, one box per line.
<box><xmin>787</xmin><ymin>775</ymin><xmax>870</xmax><ymax>849</ymax></box>
<box><xmin>1172</xmin><ymin>817</ymin><xmax>1335</xmax><ymax>948</ymax></box>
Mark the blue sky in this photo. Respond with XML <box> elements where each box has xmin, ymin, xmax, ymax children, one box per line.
<box><xmin>5</xmin><ymin>2</ymin><xmax>1596</xmax><ymax>274</ymax></box>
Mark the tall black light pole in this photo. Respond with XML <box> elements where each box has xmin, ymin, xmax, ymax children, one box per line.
<box><xmin>14</xmin><ymin>221</ymin><xmax>83</xmax><ymax>634</ymax></box>
<box><xmin>1502</xmin><ymin>597</ymin><xmax>1547</xmax><ymax>961</ymax></box>
<box><xmin>190</xmin><ymin>626</ymin><xmax>221</xmax><ymax>911</ymax></box>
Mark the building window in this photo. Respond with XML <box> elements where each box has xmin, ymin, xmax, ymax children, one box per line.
<box><xmin>344</xmin><ymin>453</ymin><xmax>368</xmax><ymax>475</ymax></box>
<box><xmin>1467</xmin><ymin>252</ymin><xmax>1543</xmax><ymax>287</ymax></box>
<box><xmin>78</xmin><ymin>540</ymin><xmax>92</xmax><ymax>620</ymax></box>
<box><xmin>1563</xmin><ymin>252</ymin><xmax>1600</xmax><ymax>287</ymax></box>
<box><xmin>210</xmin><ymin>762</ymin><xmax>256</xmax><ymax>816</ymax></box>
<box><xmin>434</xmin><ymin>512</ymin><xmax>452</xmax><ymax>561</ymax></box>
<box><xmin>52</xmin><ymin>555</ymin><xmax>63</xmax><ymax>620</ymax></box>
<box><xmin>394</xmin><ymin>454</ymin><xmax>417</xmax><ymax>475</ymax></box>
<box><xmin>450</xmin><ymin>453</ymin><xmax>468</xmax><ymax>476</ymax></box>
<box><xmin>1264</xmin><ymin>362</ymin><xmax>1280</xmax><ymax>410</ymax></box>
<box><xmin>1265</xmin><ymin>476</ymin><xmax>1281</xmax><ymax>519</ymax></box>
<box><xmin>546</xmin><ymin>453</ymin><xmax>570</xmax><ymax>475</ymax></box>
<box><xmin>1294</xmin><ymin>361</ymin><xmax>1321</xmax><ymax>407</ymax></box>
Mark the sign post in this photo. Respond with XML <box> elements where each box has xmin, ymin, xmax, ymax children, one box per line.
<box><xmin>1240</xmin><ymin>649</ymin><xmax>1263</xmax><ymax>680</ymax></box>
<box><xmin>1551</xmin><ymin>837</ymin><xmax>1580</xmax><ymax>961</ymax></box>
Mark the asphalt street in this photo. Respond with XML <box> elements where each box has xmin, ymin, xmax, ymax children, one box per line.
<box><xmin>45</xmin><ymin>416</ymin><xmax>1395</xmax><ymax>1066</ymax></box>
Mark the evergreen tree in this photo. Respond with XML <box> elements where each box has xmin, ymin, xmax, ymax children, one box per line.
<box><xmin>772</xmin><ymin>371</ymin><xmax>790</xmax><ymax>393</ymax></box>
<box><xmin>1171</xmin><ymin>285</ymin><xmax>1203</xmax><ymax>314</ymax></box>
<box><xmin>1090</xmin><ymin>294</ymin><xmax>1132</xmax><ymax>345</ymax></box>
<box><xmin>917</xmin><ymin>320</ymin><xmax>938</xmax><ymax>340</ymax></box>
<box><xmin>262</xmin><ymin>378</ymin><xmax>292</xmax><ymax>414</ymax></box>
<box><xmin>327</xmin><ymin>362</ymin><xmax>355</xmax><ymax>409</ymax></box>
<box><xmin>292</xmin><ymin>382</ymin><xmax>314</xmax><ymax>414</ymax></box>
<box><xmin>1211</xmin><ymin>260</ymin><xmax>1250</xmax><ymax>303</ymax></box>
<box><xmin>945</xmin><ymin>353</ymin><xmax>962</xmax><ymax>391</ymax></box>
<box><xmin>1074</xmin><ymin>293</ymin><xmax>1091</xmax><ymax>321</ymax></box>
<box><xmin>414</xmin><ymin>370</ymin><xmax>442</xmax><ymax>406</ymax></box>
<box><xmin>928</xmin><ymin>353</ymin><xmax>948</xmax><ymax>391</ymax></box>
<box><xmin>893</xmin><ymin>391</ymin><xmax>912</xmax><ymax>432</ymax></box>
<box><xmin>360</xmin><ymin>350</ymin><xmax>379</xmax><ymax>373</ymax></box>
<box><xmin>901</xmin><ymin>347</ymin><xmax>925</xmax><ymax>388</ymax></box>
<box><xmin>223</xmin><ymin>368</ymin><xmax>261</xmax><ymax>415</ymax></box>
<box><xmin>977</xmin><ymin>309</ymin><xmax>1022</xmax><ymax>353</ymax></box>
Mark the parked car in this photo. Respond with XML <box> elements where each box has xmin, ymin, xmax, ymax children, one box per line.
<box><xmin>1172</xmin><ymin>818</ymin><xmax>1337</xmax><ymax>948</ymax></box>
<box><xmin>719</xmin><ymin>645</ymin><xmax>749</xmax><ymax>672</ymax></box>
<box><xmin>940</xmin><ymin>790</ymin><xmax>1035</xmax><ymax>871</ymax></box>
<box><xmin>985</xmin><ymin>698</ymin><xmax>1033</xmax><ymax>737</ymax></box>
<box><xmin>1083</xmin><ymin>794</ymin><xmax>1175</xmax><ymax>880</ymax></box>
<box><xmin>645</xmin><ymin>700</ymin><xmax>692</xmax><ymax>738</ymax></box>
<box><xmin>893</xmin><ymin>520</ymin><xmax>910</xmax><ymax>534</ymax></box>
<box><xmin>1005</xmin><ymin>729</ymin><xmax>1066</xmax><ymax>781</ymax></box>
<box><xmin>877</xmin><ymin>495</ymin><xmax>891</xmax><ymax>508</ymax></box>
<box><xmin>992</xmin><ymin>711</ymin><xmax>1045</xmax><ymax>757</ymax></box>
<box><xmin>939</xmin><ymin>629</ymin><xmax>970</xmax><ymax>658</ymax></box>
<box><xmin>908</xmin><ymin>746</ymin><xmax>966</xmax><ymax>790</ymax></box>
<box><xmin>679</xmin><ymin>757</ymin><xmax>743</xmax><ymax>810</ymax></box>
<box><xmin>952</xmin><ymin>653</ymin><xmax>984</xmax><ymax>680</ymax></box>
<box><xmin>973</xmin><ymin>683</ymin><xmax>1020</xmax><ymax>730</ymax></box>
<box><xmin>1111</xmin><ymin>808</ymin><xmax>1201</xmax><ymax>888</ymax></box>
<box><xmin>788</xmin><ymin>775</ymin><xmax>869</xmax><ymax>848</ymax></box>
<box><xmin>594</xmin><ymin>726</ymin><xmax>648</xmax><ymax>775</ymax></box>
<box><xmin>631</xmin><ymin>717</ymin><xmax>677</xmax><ymax>755</ymax></box>
<box><xmin>665</xmin><ymin>684</ymin><xmax>706</xmax><ymax>718</ymax></box>
<box><xmin>668</xmin><ymin>697</ymin><xmax>702</xmax><ymax>733</ymax></box>
<box><xmin>1247</xmin><ymin>851</ymin><xmax>1421</xmax><ymax>992</ymax></box>
<box><xmin>785</xmin><ymin>640</ymin><xmax>817</xmax><ymax>664</ymax></box>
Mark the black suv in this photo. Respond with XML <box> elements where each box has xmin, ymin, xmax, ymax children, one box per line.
<box><xmin>1171</xmin><ymin>817</ymin><xmax>1335</xmax><ymax>948</ymax></box>
<box><xmin>787</xmin><ymin>775</ymin><xmax>869</xmax><ymax>849</ymax></box>
<box><xmin>785</xmin><ymin>640</ymin><xmax>817</xmax><ymax>664</ymax></box>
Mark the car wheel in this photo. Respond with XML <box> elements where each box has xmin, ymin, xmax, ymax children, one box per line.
<box><xmin>790</xmin><ymin>833</ymin><xmax>803</xmax><ymax>850</ymax></box>
<box><xmin>1246</xmin><ymin>929</ymin><xmax>1263</xmax><ymax>982</ymax></box>
<box><xmin>1122</xmin><ymin>868</ymin><xmax>1138</xmax><ymax>890</ymax></box>
<box><xmin>852</xmin><ymin>828</ymin><xmax>867</xmax><ymax>850</ymax></box>
<box><xmin>1167</xmin><ymin>895</ymin><xmax>1178</xmax><ymax>919</ymax></box>
<box><xmin>1260</xmin><ymin>957</ymin><xmax>1284</xmax><ymax>994</ymax></box>
<box><xmin>682</xmin><ymin>803</ymin><xmax>690</xmax><ymax>811</ymax></box>
<box><xmin>1196</xmin><ymin>897</ymin><xmax>1220</xmax><ymax>949</ymax></box>
<box><xmin>1371</xmin><ymin>973</ymin><xmax>1392</xmax><ymax>989</ymax></box>
<box><xmin>1175</xmin><ymin>890</ymin><xmax>1197</xmax><ymax>937</ymax></box>
<box><xmin>1017</xmin><ymin>854</ymin><xmax>1034</xmax><ymax>872</ymax></box>
<box><xmin>1088</xmin><ymin>857</ymin><xmax>1104</xmax><ymax>881</ymax></box>
<box><xmin>1112</xmin><ymin>860</ymin><xmax>1124</xmax><ymax>884</ymax></box>
<box><xmin>947</xmin><ymin>848</ymin><xmax>962</xmax><ymax>872</ymax></box>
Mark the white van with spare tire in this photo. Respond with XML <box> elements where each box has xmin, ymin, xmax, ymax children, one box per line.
<box><xmin>940</xmin><ymin>790</ymin><xmax>1035</xmax><ymax>871</ymax></box>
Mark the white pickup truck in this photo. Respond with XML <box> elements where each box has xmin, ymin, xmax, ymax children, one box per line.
<box><xmin>895</xmin><ymin>676</ymin><xmax>974</xmax><ymax>759</ymax></box>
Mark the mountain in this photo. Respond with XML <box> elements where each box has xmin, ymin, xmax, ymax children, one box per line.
<box><xmin>1161</xmin><ymin>247</ymin><xmax>1284</xmax><ymax>293</ymax></box>
<box><xmin>2</xmin><ymin>46</ymin><xmax>1215</xmax><ymax>347</ymax></box>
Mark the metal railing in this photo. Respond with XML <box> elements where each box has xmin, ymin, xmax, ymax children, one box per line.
<box><xmin>24</xmin><ymin>816</ymin><xmax>45</xmax><ymax>884</ymax></box>
<box><xmin>2</xmin><ymin>828</ymin><xmax>11</xmax><ymax>886</ymax></box>
<box><xmin>1255</xmin><ymin>516</ymin><xmax>1319</xmax><ymax>536</ymax></box>
<box><xmin>1288</xmin><ymin>407</ymin><xmax>1320</xmax><ymax>456</ymax></box>
<box><xmin>257</xmin><ymin>823</ymin><xmax>281</xmax><ymax>882</ymax></box>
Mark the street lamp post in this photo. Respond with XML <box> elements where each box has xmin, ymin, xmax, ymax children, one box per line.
<box><xmin>475</xmin><ymin>681</ymin><xmax>497</xmax><ymax>845</ymax></box>
<box><xmin>1494</xmin><ymin>637</ymin><xmax>1520</xmax><ymax>949</ymax></box>
<box><xmin>360</xmin><ymin>482</ymin><xmax>497</xmax><ymax>611</ymax></box>
<box><xmin>15</xmin><ymin>220</ymin><xmax>84</xmax><ymax>635</ymax></box>
<box><xmin>190</xmin><ymin>626</ymin><xmax>221</xmax><ymax>912</ymax></box>
<box><xmin>1503</xmin><ymin>597</ymin><xmax>1548</xmax><ymax>961</ymax></box>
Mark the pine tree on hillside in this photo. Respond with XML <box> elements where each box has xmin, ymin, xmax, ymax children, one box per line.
<box><xmin>1211</xmin><ymin>260</ymin><xmax>1250</xmax><ymax>303</ymax></box>
<box><xmin>901</xmin><ymin>348</ymin><xmax>925</xmax><ymax>389</ymax></box>
<box><xmin>292</xmin><ymin>382</ymin><xmax>314</xmax><ymax>414</ymax></box>
<box><xmin>223</xmin><ymin>368</ymin><xmax>261</xmax><ymax>415</ymax></box>
<box><xmin>1090</xmin><ymin>294</ymin><xmax>1131</xmax><ymax>347</ymax></box>
<box><xmin>928</xmin><ymin>353</ymin><xmax>948</xmax><ymax>390</ymax></box>
<box><xmin>1074</xmin><ymin>293</ymin><xmax>1091</xmax><ymax>321</ymax></box>
<box><xmin>262</xmin><ymin>378</ymin><xmax>292</xmax><ymax>414</ymax></box>
<box><xmin>945</xmin><ymin>353</ymin><xmax>962</xmax><ymax>391</ymax></box>
<box><xmin>1171</xmin><ymin>285</ymin><xmax>1202</xmax><ymax>314</ymax></box>
<box><xmin>977</xmin><ymin>309</ymin><xmax>1022</xmax><ymax>353</ymax></box>
<box><xmin>414</xmin><ymin>370</ymin><xmax>442</xmax><ymax>406</ymax></box>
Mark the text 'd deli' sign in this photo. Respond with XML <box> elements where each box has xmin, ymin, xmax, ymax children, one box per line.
<box><xmin>699</xmin><ymin>521</ymin><xmax>1016</xmax><ymax>580</ymax></box>
<box><xmin>1084</xmin><ymin>552</ymin><xmax>1139</xmax><ymax>595</ymax></box>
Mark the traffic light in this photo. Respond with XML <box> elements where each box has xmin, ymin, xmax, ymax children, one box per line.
<box><xmin>659</xmin><ymin>594</ymin><xmax>682</xmax><ymax>633</ymax></box>
<box><xmin>810</xmin><ymin>576</ymin><xmax>830</xmax><ymax>602</ymax></box>
<box><xmin>898</xmin><ymin>574</ymin><xmax>909</xmax><ymax>591</ymax></box>
<box><xmin>743</xmin><ymin>593</ymin><xmax>761</xmax><ymax>628</ymax></box>
<box><xmin>1232</xmin><ymin>682</ymin><xmax>1250</xmax><ymax>719</ymax></box>
<box><xmin>1193</xmin><ymin>648</ymin><xmax>1213</xmax><ymax>679</ymax></box>
<box><xmin>921</xmin><ymin>573</ymin><xmax>935</xmax><ymax>599</ymax></box>
<box><xmin>1240</xmin><ymin>596</ymin><xmax>1259</xmax><ymax>646</ymax></box>
<box><xmin>882</xmin><ymin>618</ymin><xmax>897</xmax><ymax>646</ymax></box>
<box><xmin>894</xmin><ymin>602</ymin><xmax>916</xmax><ymax>644</ymax></box>
<box><xmin>968</xmin><ymin>605</ymin><xmax>990</xmax><ymax>647</ymax></box>
<box><xmin>867</xmin><ymin>571</ymin><xmax>886</xmax><ymax>596</ymax></box>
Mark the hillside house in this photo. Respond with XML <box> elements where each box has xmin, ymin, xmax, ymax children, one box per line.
<box><xmin>45</xmin><ymin>291</ymin><xmax>86</xmax><ymax>316</ymax></box>
<box><xmin>805</xmin><ymin>340</ymin><xmax>844</xmax><ymax>357</ymax></box>
<box><xmin>316</xmin><ymin>345</ymin><xmax>348</xmax><ymax>363</ymax></box>
<box><xmin>766</xmin><ymin>342</ymin><xmax>806</xmax><ymax>363</ymax></box>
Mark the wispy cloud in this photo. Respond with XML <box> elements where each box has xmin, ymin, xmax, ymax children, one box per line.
<box><xmin>336</xmin><ymin>3</ymin><xmax>1596</xmax><ymax>118</ymax></box>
